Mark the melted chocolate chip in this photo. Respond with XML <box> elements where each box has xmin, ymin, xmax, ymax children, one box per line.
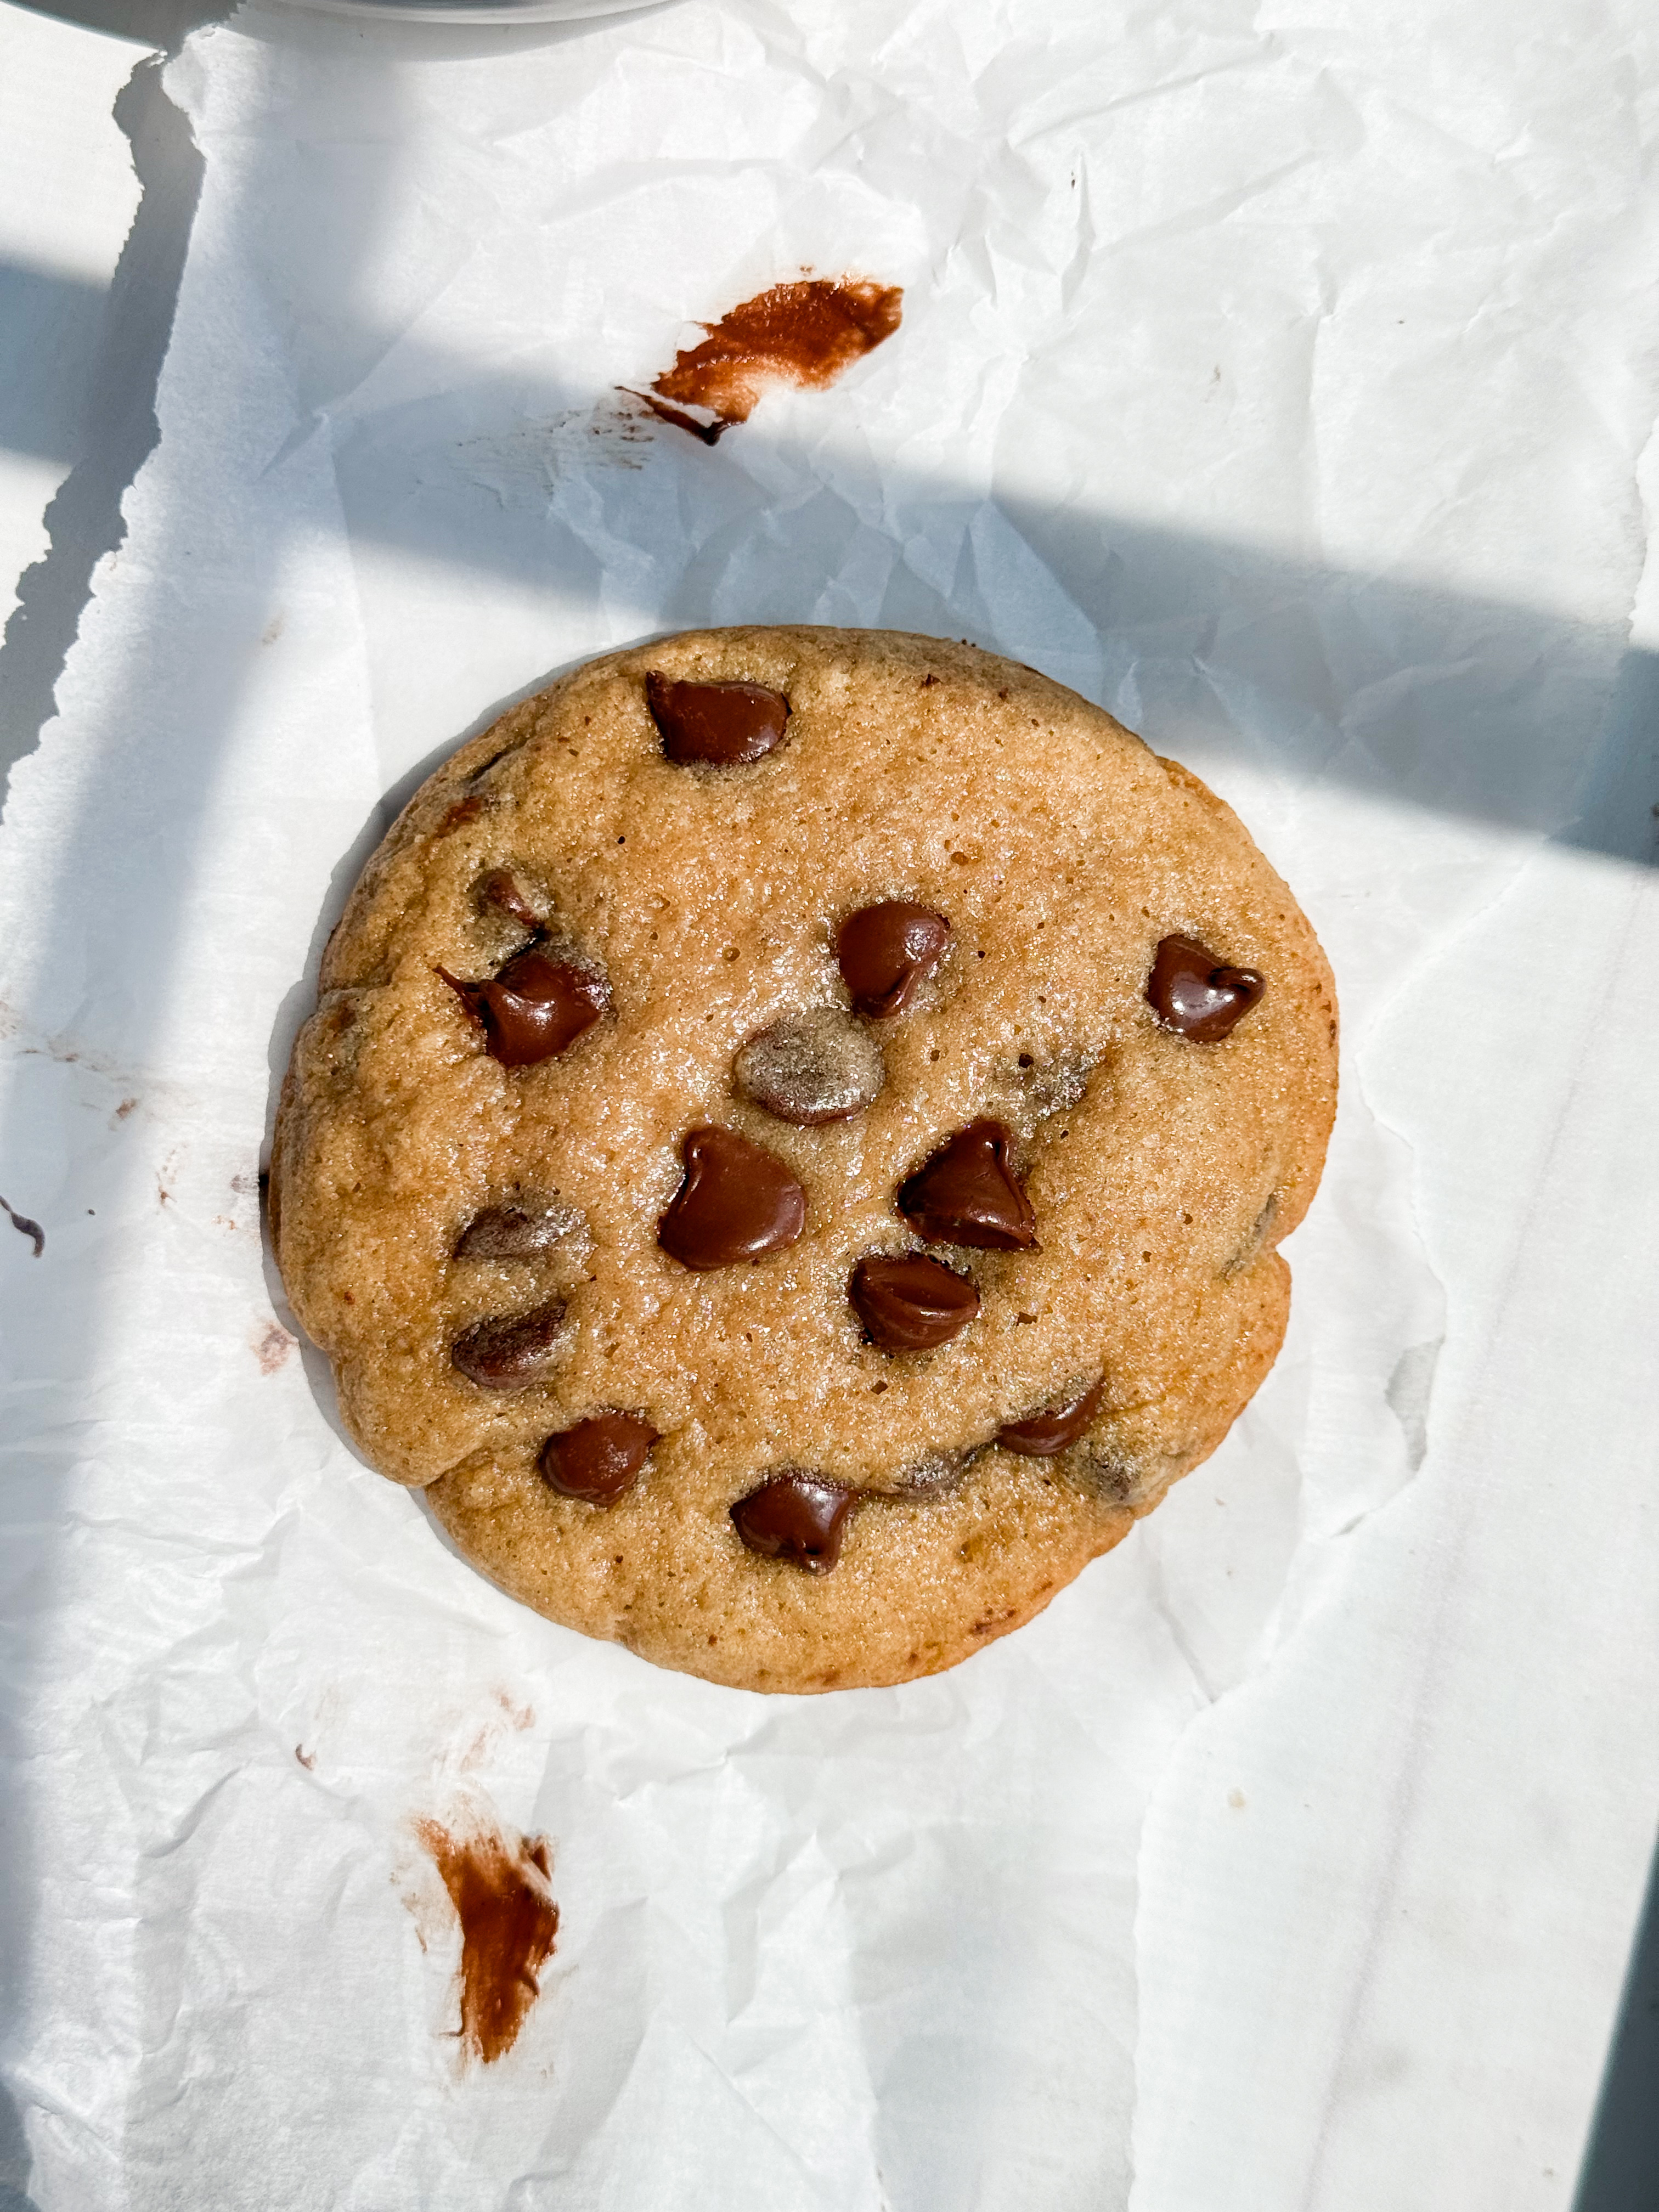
<box><xmin>539</xmin><ymin>1411</ymin><xmax>659</xmax><ymax>1504</ymax></box>
<box><xmin>997</xmin><ymin>1379</ymin><xmax>1106</xmax><ymax>1456</ymax></box>
<box><xmin>850</xmin><ymin>1252</ymin><xmax>979</xmax><ymax>1351</ymax></box>
<box><xmin>646</xmin><ymin>673</ymin><xmax>789</xmax><ymax>766</ymax></box>
<box><xmin>454</xmin><ymin>1198</ymin><xmax>580</xmax><ymax>1261</ymax></box>
<box><xmin>836</xmin><ymin>901</ymin><xmax>951</xmax><ymax>1017</ymax></box>
<box><xmin>477</xmin><ymin>868</ymin><xmax>543</xmax><ymax>930</ymax></box>
<box><xmin>730</xmin><ymin>1471</ymin><xmax>854</xmax><ymax>1572</ymax></box>
<box><xmin>657</xmin><ymin>1127</ymin><xmax>806</xmax><ymax>1269</ymax></box>
<box><xmin>896</xmin><ymin>1119</ymin><xmax>1038</xmax><ymax>1251</ymax></box>
<box><xmin>451</xmin><ymin>1300</ymin><xmax>569</xmax><ymax>1389</ymax></box>
<box><xmin>438</xmin><ymin>948</ymin><xmax>611</xmax><ymax>1069</ymax></box>
<box><xmin>1146</xmin><ymin>934</ymin><xmax>1264</xmax><ymax>1042</ymax></box>
<box><xmin>734</xmin><ymin>1008</ymin><xmax>884</xmax><ymax>1125</ymax></box>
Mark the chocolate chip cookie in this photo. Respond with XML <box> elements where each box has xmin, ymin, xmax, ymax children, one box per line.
<box><xmin>270</xmin><ymin>627</ymin><xmax>1338</xmax><ymax>1691</ymax></box>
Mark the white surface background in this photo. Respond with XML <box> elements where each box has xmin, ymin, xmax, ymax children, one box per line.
<box><xmin>0</xmin><ymin>4</ymin><xmax>145</xmax><ymax>624</ymax></box>
<box><xmin>1</xmin><ymin>2</ymin><xmax>1657</xmax><ymax>2207</ymax></box>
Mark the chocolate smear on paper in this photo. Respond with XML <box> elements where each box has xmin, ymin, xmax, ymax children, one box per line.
<box><xmin>412</xmin><ymin>1815</ymin><xmax>559</xmax><ymax>2066</ymax></box>
<box><xmin>634</xmin><ymin>277</ymin><xmax>903</xmax><ymax>443</ymax></box>
<box><xmin>251</xmin><ymin>1319</ymin><xmax>295</xmax><ymax>1375</ymax></box>
<box><xmin>0</xmin><ymin>1198</ymin><xmax>44</xmax><ymax>1257</ymax></box>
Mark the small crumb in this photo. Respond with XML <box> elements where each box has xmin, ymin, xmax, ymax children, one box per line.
<box><xmin>1228</xmin><ymin>1788</ymin><xmax>1246</xmax><ymax>1810</ymax></box>
<box><xmin>295</xmin><ymin>1745</ymin><xmax>316</xmax><ymax>1770</ymax></box>
<box><xmin>115</xmin><ymin>1097</ymin><xmax>138</xmax><ymax>1120</ymax></box>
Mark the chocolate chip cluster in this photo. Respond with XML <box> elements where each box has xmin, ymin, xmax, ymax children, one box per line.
<box><xmin>439</xmin><ymin>673</ymin><xmax>1266</xmax><ymax>1576</ymax></box>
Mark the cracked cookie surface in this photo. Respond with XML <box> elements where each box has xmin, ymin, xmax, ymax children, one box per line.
<box><xmin>271</xmin><ymin>626</ymin><xmax>1337</xmax><ymax>1691</ymax></box>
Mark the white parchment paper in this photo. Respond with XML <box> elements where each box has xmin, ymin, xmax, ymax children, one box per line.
<box><xmin>2</xmin><ymin>2</ymin><xmax>1658</xmax><ymax>2207</ymax></box>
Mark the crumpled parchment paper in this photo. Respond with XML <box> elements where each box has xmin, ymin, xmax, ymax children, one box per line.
<box><xmin>2</xmin><ymin>1</ymin><xmax>1657</xmax><ymax>2205</ymax></box>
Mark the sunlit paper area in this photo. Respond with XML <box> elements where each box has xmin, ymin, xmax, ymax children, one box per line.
<box><xmin>1</xmin><ymin>2</ymin><xmax>1657</xmax><ymax>2205</ymax></box>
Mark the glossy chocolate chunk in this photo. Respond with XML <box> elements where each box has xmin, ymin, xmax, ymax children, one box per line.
<box><xmin>997</xmin><ymin>1379</ymin><xmax>1106</xmax><ymax>1457</ymax></box>
<box><xmin>454</xmin><ymin>1198</ymin><xmax>580</xmax><ymax>1261</ymax></box>
<box><xmin>730</xmin><ymin>1471</ymin><xmax>854</xmax><ymax>1572</ymax></box>
<box><xmin>477</xmin><ymin>868</ymin><xmax>543</xmax><ymax>931</ymax></box>
<box><xmin>896</xmin><ymin>1119</ymin><xmax>1037</xmax><ymax>1251</ymax></box>
<box><xmin>451</xmin><ymin>1300</ymin><xmax>569</xmax><ymax>1389</ymax></box>
<box><xmin>850</xmin><ymin>1252</ymin><xmax>979</xmax><ymax>1351</ymax></box>
<box><xmin>438</xmin><ymin>948</ymin><xmax>610</xmax><ymax>1069</ymax></box>
<box><xmin>657</xmin><ymin>1126</ymin><xmax>806</xmax><ymax>1269</ymax></box>
<box><xmin>539</xmin><ymin>1410</ymin><xmax>659</xmax><ymax>1504</ymax></box>
<box><xmin>1146</xmin><ymin>934</ymin><xmax>1264</xmax><ymax>1042</ymax></box>
<box><xmin>734</xmin><ymin>1008</ymin><xmax>883</xmax><ymax>1125</ymax></box>
<box><xmin>646</xmin><ymin>673</ymin><xmax>789</xmax><ymax>766</ymax></box>
<box><xmin>836</xmin><ymin>900</ymin><xmax>951</xmax><ymax>1018</ymax></box>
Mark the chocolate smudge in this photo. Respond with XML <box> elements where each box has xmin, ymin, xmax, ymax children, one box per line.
<box><xmin>642</xmin><ymin>278</ymin><xmax>903</xmax><ymax>441</ymax></box>
<box><xmin>252</xmin><ymin>1319</ymin><xmax>296</xmax><ymax>1375</ymax></box>
<box><xmin>623</xmin><ymin>390</ymin><xmax>727</xmax><ymax>445</ymax></box>
<box><xmin>0</xmin><ymin>1198</ymin><xmax>44</xmax><ymax>1257</ymax></box>
<box><xmin>412</xmin><ymin>1815</ymin><xmax>560</xmax><ymax>2067</ymax></box>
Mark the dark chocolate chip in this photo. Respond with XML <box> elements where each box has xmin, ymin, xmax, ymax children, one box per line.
<box><xmin>646</xmin><ymin>673</ymin><xmax>789</xmax><ymax>766</ymax></box>
<box><xmin>657</xmin><ymin>1126</ymin><xmax>806</xmax><ymax>1269</ymax></box>
<box><xmin>438</xmin><ymin>947</ymin><xmax>610</xmax><ymax>1068</ymax></box>
<box><xmin>451</xmin><ymin>1300</ymin><xmax>569</xmax><ymax>1389</ymax></box>
<box><xmin>896</xmin><ymin>1119</ymin><xmax>1037</xmax><ymax>1251</ymax></box>
<box><xmin>454</xmin><ymin>1198</ymin><xmax>580</xmax><ymax>1261</ymax></box>
<box><xmin>734</xmin><ymin>1008</ymin><xmax>884</xmax><ymax>1125</ymax></box>
<box><xmin>730</xmin><ymin>1471</ymin><xmax>854</xmax><ymax>1572</ymax></box>
<box><xmin>539</xmin><ymin>1410</ymin><xmax>659</xmax><ymax>1504</ymax></box>
<box><xmin>997</xmin><ymin>1379</ymin><xmax>1106</xmax><ymax>1456</ymax></box>
<box><xmin>836</xmin><ymin>900</ymin><xmax>951</xmax><ymax>1017</ymax></box>
<box><xmin>477</xmin><ymin>868</ymin><xmax>544</xmax><ymax>930</ymax></box>
<box><xmin>850</xmin><ymin>1252</ymin><xmax>979</xmax><ymax>1350</ymax></box>
<box><xmin>1146</xmin><ymin>934</ymin><xmax>1264</xmax><ymax>1042</ymax></box>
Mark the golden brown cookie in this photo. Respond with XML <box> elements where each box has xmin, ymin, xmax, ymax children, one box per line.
<box><xmin>271</xmin><ymin>627</ymin><xmax>1337</xmax><ymax>1691</ymax></box>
